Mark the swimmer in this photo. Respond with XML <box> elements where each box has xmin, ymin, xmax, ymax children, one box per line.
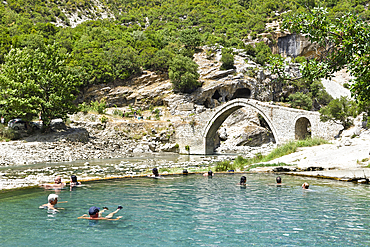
<box><xmin>78</xmin><ymin>206</ymin><xmax>123</xmax><ymax>221</ymax></box>
<box><xmin>276</xmin><ymin>176</ymin><xmax>285</xmax><ymax>186</ymax></box>
<box><xmin>70</xmin><ymin>175</ymin><xmax>81</xmax><ymax>191</ymax></box>
<box><xmin>39</xmin><ymin>194</ymin><xmax>68</xmax><ymax>212</ymax></box>
<box><xmin>183</xmin><ymin>169</ymin><xmax>189</xmax><ymax>175</ymax></box>
<box><xmin>203</xmin><ymin>170</ymin><xmax>213</xmax><ymax>177</ymax></box>
<box><xmin>150</xmin><ymin>168</ymin><xmax>160</xmax><ymax>178</ymax></box>
<box><xmin>40</xmin><ymin>176</ymin><xmax>66</xmax><ymax>189</ymax></box>
<box><xmin>70</xmin><ymin>175</ymin><xmax>81</xmax><ymax>186</ymax></box>
<box><xmin>238</xmin><ymin>176</ymin><xmax>247</xmax><ymax>186</ymax></box>
<box><xmin>302</xmin><ymin>182</ymin><xmax>310</xmax><ymax>190</ymax></box>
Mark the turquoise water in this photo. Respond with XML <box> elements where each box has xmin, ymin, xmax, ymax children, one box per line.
<box><xmin>1</xmin><ymin>174</ymin><xmax>370</xmax><ymax>246</ymax></box>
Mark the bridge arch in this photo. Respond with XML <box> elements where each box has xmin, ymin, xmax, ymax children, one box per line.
<box><xmin>294</xmin><ymin>116</ymin><xmax>311</xmax><ymax>140</ymax></box>
<box><xmin>202</xmin><ymin>99</ymin><xmax>279</xmax><ymax>154</ymax></box>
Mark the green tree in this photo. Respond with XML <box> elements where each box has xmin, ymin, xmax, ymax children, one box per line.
<box><xmin>220</xmin><ymin>49</ymin><xmax>235</xmax><ymax>70</ymax></box>
<box><xmin>288</xmin><ymin>92</ymin><xmax>312</xmax><ymax>111</ymax></box>
<box><xmin>283</xmin><ymin>7</ymin><xmax>370</xmax><ymax>103</ymax></box>
<box><xmin>169</xmin><ymin>55</ymin><xmax>201</xmax><ymax>93</ymax></box>
<box><xmin>255</xmin><ymin>41</ymin><xmax>272</xmax><ymax>65</ymax></box>
<box><xmin>319</xmin><ymin>96</ymin><xmax>358</xmax><ymax>129</ymax></box>
<box><xmin>179</xmin><ymin>28</ymin><xmax>202</xmax><ymax>50</ymax></box>
<box><xmin>0</xmin><ymin>44</ymin><xmax>83</xmax><ymax>128</ymax></box>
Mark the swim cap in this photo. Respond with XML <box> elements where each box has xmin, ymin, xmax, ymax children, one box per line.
<box><xmin>89</xmin><ymin>206</ymin><xmax>100</xmax><ymax>215</ymax></box>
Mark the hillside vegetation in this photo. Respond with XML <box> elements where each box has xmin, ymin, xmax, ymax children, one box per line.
<box><xmin>0</xmin><ymin>0</ymin><xmax>369</xmax><ymax>126</ymax></box>
<box><xmin>0</xmin><ymin>0</ymin><xmax>369</xmax><ymax>86</ymax></box>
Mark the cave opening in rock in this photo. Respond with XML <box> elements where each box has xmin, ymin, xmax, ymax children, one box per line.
<box><xmin>212</xmin><ymin>90</ymin><xmax>222</xmax><ymax>100</ymax></box>
<box><xmin>295</xmin><ymin>117</ymin><xmax>311</xmax><ymax>140</ymax></box>
<box><xmin>231</xmin><ymin>88</ymin><xmax>251</xmax><ymax>99</ymax></box>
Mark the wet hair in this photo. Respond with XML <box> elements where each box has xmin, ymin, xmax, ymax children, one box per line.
<box><xmin>208</xmin><ymin>170</ymin><xmax>213</xmax><ymax>176</ymax></box>
<box><xmin>152</xmin><ymin>168</ymin><xmax>159</xmax><ymax>176</ymax></box>
<box><xmin>240</xmin><ymin>176</ymin><xmax>246</xmax><ymax>184</ymax></box>
<box><xmin>303</xmin><ymin>182</ymin><xmax>309</xmax><ymax>189</ymax></box>
<box><xmin>276</xmin><ymin>176</ymin><xmax>282</xmax><ymax>184</ymax></box>
<box><xmin>183</xmin><ymin>169</ymin><xmax>188</xmax><ymax>175</ymax></box>
<box><xmin>71</xmin><ymin>175</ymin><xmax>78</xmax><ymax>183</ymax></box>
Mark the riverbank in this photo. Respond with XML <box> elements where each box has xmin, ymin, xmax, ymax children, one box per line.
<box><xmin>252</xmin><ymin>126</ymin><xmax>370</xmax><ymax>182</ymax></box>
<box><xmin>1</xmin><ymin>114</ymin><xmax>370</xmax><ymax>190</ymax></box>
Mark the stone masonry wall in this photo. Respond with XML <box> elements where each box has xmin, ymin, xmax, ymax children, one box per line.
<box><xmin>174</xmin><ymin>99</ymin><xmax>343</xmax><ymax>154</ymax></box>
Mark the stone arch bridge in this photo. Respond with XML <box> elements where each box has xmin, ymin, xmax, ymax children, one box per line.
<box><xmin>175</xmin><ymin>99</ymin><xmax>342</xmax><ymax>155</ymax></box>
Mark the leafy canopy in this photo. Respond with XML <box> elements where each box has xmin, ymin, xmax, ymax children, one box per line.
<box><xmin>0</xmin><ymin>44</ymin><xmax>83</xmax><ymax>127</ymax></box>
<box><xmin>283</xmin><ymin>7</ymin><xmax>370</xmax><ymax>103</ymax></box>
<box><xmin>319</xmin><ymin>96</ymin><xmax>357</xmax><ymax>129</ymax></box>
<box><xmin>169</xmin><ymin>55</ymin><xmax>200</xmax><ymax>93</ymax></box>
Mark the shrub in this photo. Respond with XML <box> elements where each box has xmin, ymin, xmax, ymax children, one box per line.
<box><xmin>294</xmin><ymin>56</ymin><xmax>306</xmax><ymax>63</ymax></box>
<box><xmin>255</xmin><ymin>41</ymin><xmax>272</xmax><ymax>65</ymax></box>
<box><xmin>288</xmin><ymin>92</ymin><xmax>313</xmax><ymax>111</ymax></box>
<box><xmin>0</xmin><ymin>126</ymin><xmax>19</xmax><ymax>140</ymax></box>
<box><xmin>233</xmin><ymin>155</ymin><xmax>249</xmax><ymax>169</ymax></box>
<box><xmin>185</xmin><ymin>145</ymin><xmax>190</xmax><ymax>151</ymax></box>
<box><xmin>113</xmin><ymin>108</ymin><xmax>123</xmax><ymax>117</ymax></box>
<box><xmin>179</xmin><ymin>28</ymin><xmax>202</xmax><ymax>50</ymax></box>
<box><xmin>90</xmin><ymin>100</ymin><xmax>107</xmax><ymax>114</ymax></box>
<box><xmin>79</xmin><ymin>102</ymin><xmax>89</xmax><ymax>114</ymax></box>
<box><xmin>244</xmin><ymin>44</ymin><xmax>256</xmax><ymax>57</ymax></box>
<box><xmin>100</xmin><ymin>115</ymin><xmax>108</xmax><ymax>124</ymax></box>
<box><xmin>220</xmin><ymin>49</ymin><xmax>235</xmax><ymax>70</ymax></box>
<box><xmin>316</xmin><ymin>89</ymin><xmax>333</xmax><ymax>106</ymax></box>
<box><xmin>215</xmin><ymin>160</ymin><xmax>235</xmax><ymax>172</ymax></box>
<box><xmin>319</xmin><ymin>96</ymin><xmax>358</xmax><ymax>129</ymax></box>
<box><xmin>169</xmin><ymin>55</ymin><xmax>201</xmax><ymax>93</ymax></box>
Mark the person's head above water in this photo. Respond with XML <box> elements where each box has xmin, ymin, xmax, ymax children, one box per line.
<box><xmin>48</xmin><ymin>194</ymin><xmax>58</xmax><ymax>203</ymax></box>
<box><xmin>89</xmin><ymin>206</ymin><xmax>100</xmax><ymax>216</ymax></box>
<box><xmin>208</xmin><ymin>170</ymin><xmax>213</xmax><ymax>176</ymax></box>
<box><xmin>54</xmin><ymin>176</ymin><xmax>62</xmax><ymax>184</ymax></box>
<box><xmin>276</xmin><ymin>176</ymin><xmax>282</xmax><ymax>184</ymax></box>
<box><xmin>240</xmin><ymin>176</ymin><xmax>246</xmax><ymax>184</ymax></box>
<box><xmin>71</xmin><ymin>175</ymin><xmax>78</xmax><ymax>183</ymax></box>
<box><xmin>302</xmin><ymin>182</ymin><xmax>309</xmax><ymax>189</ymax></box>
<box><xmin>183</xmin><ymin>169</ymin><xmax>188</xmax><ymax>175</ymax></box>
<box><xmin>152</xmin><ymin>168</ymin><xmax>159</xmax><ymax>176</ymax></box>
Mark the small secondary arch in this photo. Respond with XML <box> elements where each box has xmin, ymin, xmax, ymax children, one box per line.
<box><xmin>202</xmin><ymin>99</ymin><xmax>278</xmax><ymax>154</ymax></box>
<box><xmin>295</xmin><ymin>116</ymin><xmax>311</xmax><ymax>140</ymax></box>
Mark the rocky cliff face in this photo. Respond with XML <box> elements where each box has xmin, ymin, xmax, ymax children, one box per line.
<box><xmin>277</xmin><ymin>34</ymin><xmax>314</xmax><ymax>57</ymax></box>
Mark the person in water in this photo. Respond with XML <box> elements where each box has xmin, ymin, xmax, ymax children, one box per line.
<box><xmin>78</xmin><ymin>206</ymin><xmax>123</xmax><ymax>220</ymax></box>
<box><xmin>203</xmin><ymin>170</ymin><xmax>213</xmax><ymax>177</ymax></box>
<box><xmin>276</xmin><ymin>176</ymin><xmax>285</xmax><ymax>186</ymax></box>
<box><xmin>151</xmin><ymin>168</ymin><xmax>160</xmax><ymax>177</ymax></box>
<box><xmin>70</xmin><ymin>175</ymin><xmax>81</xmax><ymax>191</ymax></box>
<box><xmin>40</xmin><ymin>176</ymin><xmax>66</xmax><ymax>189</ymax></box>
<box><xmin>39</xmin><ymin>194</ymin><xmax>67</xmax><ymax>211</ymax></box>
<box><xmin>238</xmin><ymin>176</ymin><xmax>247</xmax><ymax>185</ymax></box>
<box><xmin>302</xmin><ymin>182</ymin><xmax>310</xmax><ymax>190</ymax></box>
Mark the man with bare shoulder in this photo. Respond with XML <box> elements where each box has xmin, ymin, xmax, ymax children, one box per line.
<box><xmin>276</xmin><ymin>176</ymin><xmax>285</xmax><ymax>186</ymax></box>
<box><xmin>78</xmin><ymin>206</ymin><xmax>123</xmax><ymax>221</ymax></box>
<box><xmin>39</xmin><ymin>194</ymin><xmax>68</xmax><ymax>212</ymax></box>
<box><xmin>40</xmin><ymin>176</ymin><xmax>66</xmax><ymax>189</ymax></box>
